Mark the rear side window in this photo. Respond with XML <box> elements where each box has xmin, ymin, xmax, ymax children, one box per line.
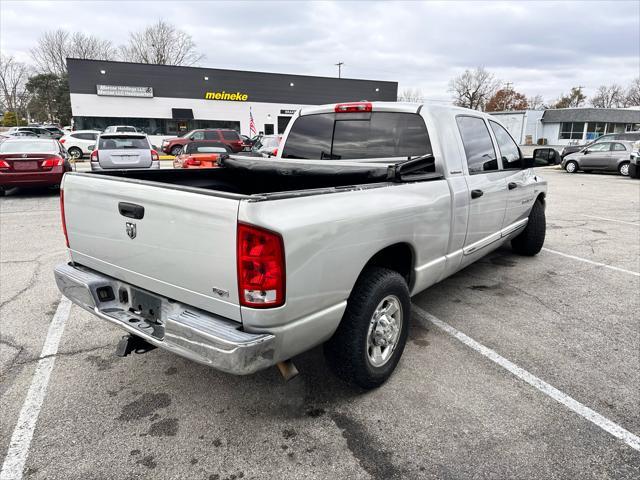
<box><xmin>612</xmin><ymin>143</ymin><xmax>626</xmax><ymax>151</ymax></box>
<box><xmin>204</xmin><ymin>131</ymin><xmax>219</xmax><ymax>140</ymax></box>
<box><xmin>489</xmin><ymin>121</ymin><xmax>522</xmax><ymax>169</ymax></box>
<box><xmin>98</xmin><ymin>136</ymin><xmax>149</xmax><ymax>149</ymax></box>
<box><xmin>281</xmin><ymin>112</ymin><xmax>431</xmax><ymax>160</ymax></box>
<box><xmin>221</xmin><ymin>130</ymin><xmax>240</xmax><ymax>140</ymax></box>
<box><xmin>456</xmin><ymin>116</ymin><xmax>498</xmax><ymax>173</ymax></box>
<box><xmin>73</xmin><ymin>133</ymin><xmax>95</xmax><ymax>140</ymax></box>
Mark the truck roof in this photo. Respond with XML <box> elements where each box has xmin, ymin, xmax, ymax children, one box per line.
<box><xmin>299</xmin><ymin>101</ymin><xmax>493</xmax><ymax>119</ymax></box>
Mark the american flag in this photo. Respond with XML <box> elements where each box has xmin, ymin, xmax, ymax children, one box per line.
<box><xmin>249</xmin><ymin>108</ymin><xmax>257</xmax><ymax>136</ymax></box>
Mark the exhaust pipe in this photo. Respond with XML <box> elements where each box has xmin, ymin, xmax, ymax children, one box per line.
<box><xmin>276</xmin><ymin>360</ymin><xmax>299</xmax><ymax>381</ymax></box>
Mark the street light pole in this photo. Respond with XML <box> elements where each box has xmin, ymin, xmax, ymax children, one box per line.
<box><xmin>335</xmin><ymin>62</ymin><xmax>344</xmax><ymax>79</ymax></box>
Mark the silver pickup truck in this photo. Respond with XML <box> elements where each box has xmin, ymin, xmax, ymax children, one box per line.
<box><xmin>54</xmin><ymin>102</ymin><xmax>547</xmax><ymax>389</ymax></box>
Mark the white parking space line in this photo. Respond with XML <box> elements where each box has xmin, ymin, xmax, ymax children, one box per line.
<box><xmin>581</xmin><ymin>214</ymin><xmax>640</xmax><ymax>226</ymax></box>
<box><xmin>541</xmin><ymin>247</ymin><xmax>640</xmax><ymax>277</ymax></box>
<box><xmin>1</xmin><ymin>297</ymin><xmax>71</xmax><ymax>480</ymax></box>
<box><xmin>412</xmin><ymin>305</ymin><xmax>640</xmax><ymax>452</ymax></box>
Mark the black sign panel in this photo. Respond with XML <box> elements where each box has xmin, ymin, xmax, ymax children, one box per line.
<box><xmin>172</xmin><ymin>108</ymin><xmax>194</xmax><ymax>120</ymax></box>
<box><xmin>68</xmin><ymin>59</ymin><xmax>398</xmax><ymax>105</ymax></box>
<box><xmin>280</xmin><ymin>109</ymin><xmax>296</xmax><ymax>115</ymax></box>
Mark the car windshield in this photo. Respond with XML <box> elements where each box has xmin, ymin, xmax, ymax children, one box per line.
<box><xmin>184</xmin><ymin>141</ymin><xmax>228</xmax><ymax>154</ymax></box>
<box><xmin>98</xmin><ymin>136</ymin><xmax>149</xmax><ymax>149</ymax></box>
<box><xmin>0</xmin><ymin>140</ymin><xmax>58</xmax><ymax>153</ymax></box>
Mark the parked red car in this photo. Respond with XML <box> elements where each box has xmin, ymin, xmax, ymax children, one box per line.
<box><xmin>162</xmin><ymin>129</ymin><xmax>244</xmax><ymax>156</ymax></box>
<box><xmin>0</xmin><ymin>138</ymin><xmax>71</xmax><ymax>195</ymax></box>
<box><xmin>172</xmin><ymin>141</ymin><xmax>230</xmax><ymax>169</ymax></box>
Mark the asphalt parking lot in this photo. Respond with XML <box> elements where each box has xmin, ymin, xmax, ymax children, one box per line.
<box><xmin>1</xmin><ymin>167</ymin><xmax>639</xmax><ymax>479</ymax></box>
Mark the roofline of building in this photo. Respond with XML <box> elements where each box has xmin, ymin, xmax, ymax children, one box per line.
<box><xmin>65</xmin><ymin>58</ymin><xmax>398</xmax><ymax>86</ymax></box>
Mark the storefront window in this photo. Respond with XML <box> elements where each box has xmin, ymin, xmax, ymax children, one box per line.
<box><xmin>559</xmin><ymin>122</ymin><xmax>584</xmax><ymax>140</ymax></box>
<box><xmin>73</xmin><ymin>117</ymin><xmax>240</xmax><ymax>135</ymax></box>
<box><xmin>585</xmin><ymin>122</ymin><xmax>606</xmax><ymax>140</ymax></box>
<box><xmin>606</xmin><ymin>123</ymin><xmax>626</xmax><ymax>134</ymax></box>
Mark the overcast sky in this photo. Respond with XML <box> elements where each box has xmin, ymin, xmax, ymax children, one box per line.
<box><xmin>1</xmin><ymin>0</ymin><xmax>638</xmax><ymax>103</ymax></box>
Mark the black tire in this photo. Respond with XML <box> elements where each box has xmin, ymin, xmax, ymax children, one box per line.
<box><xmin>170</xmin><ymin>146</ymin><xmax>182</xmax><ymax>156</ymax></box>
<box><xmin>67</xmin><ymin>147</ymin><xmax>82</xmax><ymax>159</ymax></box>
<box><xmin>618</xmin><ymin>161</ymin><xmax>630</xmax><ymax>177</ymax></box>
<box><xmin>565</xmin><ymin>160</ymin><xmax>578</xmax><ymax>173</ymax></box>
<box><xmin>324</xmin><ymin>267</ymin><xmax>410</xmax><ymax>389</ymax></box>
<box><xmin>0</xmin><ymin>189</ymin><xmax>5</xmax><ymax>197</ymax></box>
<box><xmin>511</xmin><ymin>199</ymin><xmax>546</xmax><ymax>256</ymax></box>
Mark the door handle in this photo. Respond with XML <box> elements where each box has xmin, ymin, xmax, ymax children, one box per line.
<box><xmin>508</xmin><ymin>182</ymin><xmax>518</xmax><ymax>190</ymax></box>
<box><xmin>118</xmin><ymin>202</ymin><xmax>145</xmax><ymax>220</ymax></box>
<box><xmin>471</xmin><ymin>189</ymin><xmax>484</xmax><ymax>199</ymax></box>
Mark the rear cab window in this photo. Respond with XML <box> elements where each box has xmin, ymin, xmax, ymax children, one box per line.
<box><xmin>99</xmin><ymin>136</ymin><xmax>149</xmax><ymax>150</ymax></box>
<box><xmin>281</xmin><ymin>112</ymin><xmax>432</xmax><ymax>160</ymax></box>
<box><xmin>456</xmin><ymin>116</ymin><xmax>498</xmax><ymax>173</ymax></box>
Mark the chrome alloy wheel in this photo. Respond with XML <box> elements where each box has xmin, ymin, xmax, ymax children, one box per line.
<box><xmin>565</xmin><ymin>161</ymin><xmax>577</xmax><ymax>173</ymax></box>
<box><xmin>366</xmin><ymin>295</ymin><xmax>403</xmax><ymax>367</ymax></box>
<box><xmin>620</xmin><ymin>163</ymin><xmax>630</xmax><ymax>176</ymax></box>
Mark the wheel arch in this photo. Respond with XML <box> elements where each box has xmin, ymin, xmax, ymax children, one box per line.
<box><xmin>358</xmin><ymin>242</ymin><xmax>415</xmax><ymax>291</ymax></box>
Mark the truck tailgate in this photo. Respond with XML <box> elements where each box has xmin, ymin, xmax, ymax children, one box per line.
<box><xmin>62</xmin><ymin>173</ymin><xmax>242</xmax><ymax>322</ymax></box>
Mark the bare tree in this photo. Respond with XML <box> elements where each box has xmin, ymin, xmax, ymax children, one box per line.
<box><xmin>120</xmin><ymin>20</ymin><xmax>204</xmax><ymax>66</ymax></box>
<box><xmin>590</xmin><ymin>84</ymin><xmax>624</xmax><ymax>108</ymax></box>
<box><xmin>448</xmin><ymin>67</ymin><xmax>500</xmax><ymax>111</ymax></box>
<box><xmin>397</xmin><ymin>88</ymin><xmax>424</xmax><ymax>103</ymax></box>
<box><xmin>527</xmin><ymin>94</ymin><xmax>545</xmax><ymax>110</ymax></box>
<box><xmin>0</xmin><ymin>54</ymin><xmax>31</xmax><ymax>117</ymax></box>
<box><xmin>30</xmin><ymin>29</ymin><xmax>116</xmax><ymax>75</ymax></box>
<box><xmin>624</xmin><ymin>77</ymin><xmax>640</xmax><ymax>107</ymax></box>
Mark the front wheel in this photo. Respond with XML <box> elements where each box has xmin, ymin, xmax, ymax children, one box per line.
<box><xmin>170</xmin><ymin>146</ymin><xmax>182</xmax><ymax>156</ymax></box>
<box><xmin>619</xmin><ymin>162</ymin><xmax>630</xmax><ymax>176</ymax></box>
<box><xmin>565</xmin><ymin>160</ymin><xmax>578</xmax><ymax>173</ymax></box>
<box><xmin>324</xmin><ymin>267</ymin><xmax>410</xmax><ymax>389</ymax></box>
<box><xmin>511</xmin><ymin>199</ymin><xmax>546</xmax><ymax>256</ymax></box>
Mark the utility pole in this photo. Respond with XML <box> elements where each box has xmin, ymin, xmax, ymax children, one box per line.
<box><xmin>335</xmin><ymin>62</ymin><xmax>344</xmax><ymax>79</ymax></box>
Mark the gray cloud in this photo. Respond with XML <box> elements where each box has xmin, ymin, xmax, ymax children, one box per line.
<box><xmin>1</xmin><ymin>0</ymin><xmax>638</xmax><ymax>103</ymax></box>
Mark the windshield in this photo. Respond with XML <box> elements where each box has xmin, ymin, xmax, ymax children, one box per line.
<box><xmin>98</xmin><ymin>136</ymin><xmax>149</xmax><ymax>149</ymax></box>
<box><xmin>281</xmin><ymin>112</ymin><xmax>432</xmax><ymax>160</ymax></box>
<box><xmin>255</xmin><ymin>136</ymin><xmax>280</xmax><ymax>150</ymax></box>
<box><xmin>0</xmin><ymin>140</ymin><xmax>58</xmax><ymax>153</ymax></box>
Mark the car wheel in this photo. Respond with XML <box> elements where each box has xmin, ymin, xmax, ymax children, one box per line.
<box><xmin>565</xmin><ymin>161</ymin><xmax>578</xmax><ymax>173</ymax></box>
<box><xmin>511</xmin><ymin>198</ymin><xmax>546</xmax><ymax>256</ymax></box>
<box><xmin>618</xmin><ymin>162</ymin><xmax>630</xmax><ymax>176</ymax></box>
<box><xmin>324</xmin><ymin>266</ymin><xmax>410</xmax><ymax>389</ymax></box>
<box><xmin>170</xmin><ymin>146</ymin><xmax>182</xmax><ymax>156</ymax></box>
<box><xmin>0</xmin><ymin>188</ymin><xmax>5</xmax><ymax>197</ymax></box>
<box><xmin>67</xmin><ymin>147</ymin><xmax>82</xmax><ymax>160</ymax></box>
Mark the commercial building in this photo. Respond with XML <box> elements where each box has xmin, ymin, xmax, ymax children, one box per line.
<box><xmin>67</xmin><ymin>59</ymin><xmax>398</xmax><ymax>137</ymax></box>
<box><xmin>491</xmin><ymin>107</ymin><xmax>640</xmax><ymax>146</ymax></box>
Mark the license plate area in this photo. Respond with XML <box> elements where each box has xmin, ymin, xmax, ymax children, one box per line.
<box><xmin>130</xmin><ymin>288</ymin><xmax>162</xmax><ymax>323</ymax></box>
<box><xmin>13</xmin><ymin>161</ymin><xmax>38</xmax><ymax>171</ymax></box>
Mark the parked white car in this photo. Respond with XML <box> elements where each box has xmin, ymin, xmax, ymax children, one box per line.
<box><xmin>59</xmin><ymin>130</ymin><xmax>101</xmax><ymax>159</ymax></box>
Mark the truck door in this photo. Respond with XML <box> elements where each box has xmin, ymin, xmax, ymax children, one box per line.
<box><xmin>489</xmin><ymin>120</ymin><xmax>536</xmax><ymax>230</ymax></box>
<box><xmin>455</xmin><ymin>115</ymin><xmax>508</xmax><ymax>256</ymax></box>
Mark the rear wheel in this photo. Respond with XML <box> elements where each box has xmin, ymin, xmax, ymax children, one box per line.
<box><xmin>170</xmin><ymin>146</ymin><xmax>182</xmax><ymax>156</ymax></box>
<box><xmin>565</xmin><ymin>161</ymin><xmax>578</xmax><ymax>173</ymax></box>
<box><xmin>619</xmin><ymin>162</ymin><xmax>630</xmax><ymax>176</ymax></box>
<box><xmin>67</xmin><ymin>147</ymin><xmax>82</xmax><ymax>160</ymax></box>
<box><xmin>0</xmin><ymin>188</ymin><xmax>5</xmax><ymax>197</ymax></box>
<box><xmin>511</xmin><ymin>199</ymin><xmax>546</xmax><ymax>256</ymax></box>
<box><xmin>324</xmin><ymin>267</ymin><xmax>410</xmax><ymax>389</ymax></box>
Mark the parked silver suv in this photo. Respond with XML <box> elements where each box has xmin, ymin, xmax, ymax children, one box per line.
<box><xmin>89</xmin><ymin>133</ymin><xmax>159</xmax><ymax>171</ymax></box>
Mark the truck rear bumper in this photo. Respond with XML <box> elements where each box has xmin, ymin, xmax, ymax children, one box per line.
<box><xmin>54</xmin><ymin>262</ymin><xmax>277</xmax><ymax>375</ymax></box>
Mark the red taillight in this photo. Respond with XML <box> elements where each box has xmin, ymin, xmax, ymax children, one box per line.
<box><xmin>272</xmin><ymin>148</ymin><xmax>278</xmax><ymax>156</ymax></box>
<box><xmin>41</xmin><ymin>157</ymin><xmax>64</xmax><ymax>169</ymax></box>
<box><xmin>184</xmin><ymin>157</ymin><xmax>201</xmax><ymax>166</ymax></box>
<box><xmin>90</xmin><ymin>150</ymin><xmax>99</xmax><ymax>162</ymax></box>
<box><xmin>59</xmin><ymin>139</ymin><xmax>66</xmax><ymax>144</ymax></box>
<box><xmin>0</xmin><ymin>160</ymin><xmax>10</xmax><ymax>170</ymax></box>
<box><xmin>237</xmin><ymin>223</ymin><xmax>285</xmax><ymax>308</ymax></box>
<box><xmin>60</xmin><ymin>189</ymin><xmax>69</xmax><ymax>248</ymax></box>
<box><xmin>335</xmin><ymin>102</ymin><xmax>372</xmax><ymax>113</ymax></box>
<box><xmin>151</xmin><ymin>149</ymin><xmax>159</xmax><ymax>161</ymax></box>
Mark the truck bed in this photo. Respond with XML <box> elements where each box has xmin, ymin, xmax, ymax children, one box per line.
<box><xmin>86</xmin><ymin>156</ymin><xmax>439</xmax><ymax>198</ymax></box>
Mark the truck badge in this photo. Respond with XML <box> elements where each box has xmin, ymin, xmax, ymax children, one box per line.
<box><xmin>126</xmin><ymin>222</ymin><xmax>137</xmax><ymax>239</ymax></box>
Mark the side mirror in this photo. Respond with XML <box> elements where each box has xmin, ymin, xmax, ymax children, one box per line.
<box><xmin>523</xmin><ymin>157</ymin><xmax>535</xmax><ymax>168</ymax></box>
<box><xmin>583</xmin><ymin>149</ymin><xmax>590</xmax><ymax>155</ymax></box>
<box><xmin>87</xmin><ymin>145</ymin><xmax>95</xmax><ymax>151</ymax></box>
